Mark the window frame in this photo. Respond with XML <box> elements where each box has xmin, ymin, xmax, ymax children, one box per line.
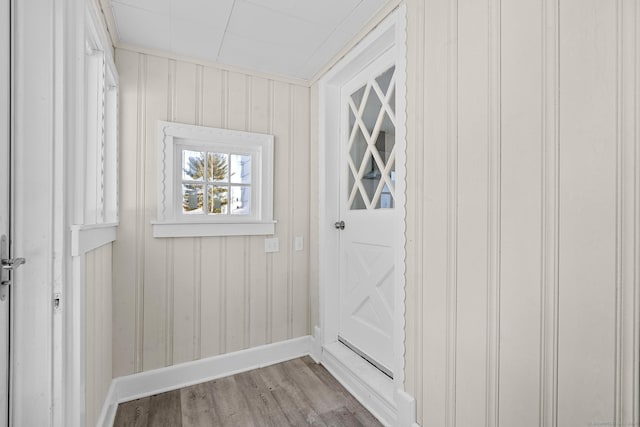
<box><xmin>153</xmin><ymin>121</ymin><xmax>275</xmax><ymax>237</ymax></box>
<box><xmin>70</xmin><ymin>4</ymin><xmax>120</xmax><ymax>256</ymax></box>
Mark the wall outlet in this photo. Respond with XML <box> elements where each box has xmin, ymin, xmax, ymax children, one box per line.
<box><xmin>264</xmin><ymin>237</ymin><xmax>279</xmax><ymax>253</ymax></box>
<box><xmin>294</xmin><ymin>235</ymin><xmax>304</xmax><ymax>251</ymax></box>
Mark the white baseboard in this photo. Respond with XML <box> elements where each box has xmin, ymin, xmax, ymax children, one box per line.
<box><xmin>97</xmin><ymin>334</ymin><xmax>419</xmax><ymax>427</ymax></box>
<box><xmin>310</xmin><ymin>326</ymin><xmax>322</xmax><ymax>362</ymax></box>
<box><xmin>97</xmin><ymin>336</ymin><xmax>312</xmax><ymax>427</ymax></box>
<box><xmin>395</xmin><ymin>389</ymin><xmax>419</xmax><ymax>427</ymax></box>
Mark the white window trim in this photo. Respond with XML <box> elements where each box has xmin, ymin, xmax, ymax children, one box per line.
<box><xmin>70</xmin><ymin>4</ymin><xmax>119</xmax><ymax>251</ymax></box>
<box><xmin>153</xmin><ymin>121</ymin><xmax>276</xmax><ymax>237</ymax></box>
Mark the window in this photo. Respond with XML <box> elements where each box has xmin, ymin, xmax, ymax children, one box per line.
<box><xmin>71</xmin><ymin>4</ymin><xmax>120</xmax><ymax>257</ymax></box>
<box><xmin>153</xmin><ymin>121</ymin><xmax>275</xmax><ymax>237</ymax></box>
<box><xmin>83</xmin><ymin>11</ymin><xmax>119</xmax><ymax>226</ymax></box>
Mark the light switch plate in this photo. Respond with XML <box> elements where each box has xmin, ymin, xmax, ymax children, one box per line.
<box><xmin>295</xmin><ymin>235</ymin><xmax>304</xmax><ymax>251</ymax></box>
<box><xmin>264</xmin><ymin>237</ymin><xmax>279</xmax><ymax>253</ymax></box>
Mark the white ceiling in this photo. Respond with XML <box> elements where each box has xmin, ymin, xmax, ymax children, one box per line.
<box><xmin>103</xmin><ymin>0</ymin><xmax>390</xmax><ymax>81</ymax></box>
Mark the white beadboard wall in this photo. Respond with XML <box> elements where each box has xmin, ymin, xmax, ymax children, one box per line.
<box><xmin>86</xmin><ymin>243</ymin><xmax>113</xmax><ymax>426</ymax></box>
<box><xmin>402</xmin><ymin>0</ymin><xmax>640</xmax><ymax>426</ymax></box>
<box><xmin>113</xmin><ymin>49</ymin><xmax>311</xmax><ymax>376</ymax></box>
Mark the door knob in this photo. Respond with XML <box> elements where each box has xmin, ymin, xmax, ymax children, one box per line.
<box><xmin>334</xmin><ymin>221</ymin><xmax>345</xmax><ymax>230</ymax></box>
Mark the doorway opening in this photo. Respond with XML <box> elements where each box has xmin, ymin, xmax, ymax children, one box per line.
<box><xmin>317</xmin><ymin>5</ymin><xmax>408</xmax><ymax>425</ymax></box>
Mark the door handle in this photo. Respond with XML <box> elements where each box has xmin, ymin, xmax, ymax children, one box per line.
<box><xmin>334</xmin><ymin>220</ymin><xmax>345</xmax><ymax>230</ymax></box>
<box><xmin>1</xmin><ymin>257</ymin><xmax>26</xmax><ymax>271</ymax></box>
<box><xmin>1</xmin><ymin>235</ymin><xmax>26</xmax><ymax>300</ymax></box>
<box><xmin>0</xmin><ymin>258</ymin><xmax>24</xmax><ymax>300</ymax></box>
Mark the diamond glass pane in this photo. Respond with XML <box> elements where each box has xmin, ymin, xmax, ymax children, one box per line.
<box><xmin>350</xmin><ymin>126</ymin><xmax>368</xmax><ymax>174</ymax></box>
<box><xmin>207</xmin><ymin>153</ymin><xmax>228</xmax><ymax>182</ymax></box>
<box><xmin>230</xmin><ymin>186</ymin><xmax>250</xmax><ymax>215</ymax></box>
<box><xmin>182</xmin><ymin>184</ymin><xmax>204</xmax><ymax>214</ymax></box>
<box><xmin>348</xmin><ymin>167</ymin><xmax>356</xmax><ymax>199</ymax></box>
<box><xmin>361</xmin><ymin>86</ymin><xmax>382</xmax><ymax>136</ymax></box>
<box><xmin>362</xmin><ymin>152</ymin><xmax>382</xmax><ymax>206</ymax></box>
<box><xmin>351</xmin><ymin>189</ymin><xmax>367</xmax><ymax>210</ymax></box>
<box><xmin>388</xmin><ymin>158</ymin><xmax>396</xmax><ymax>187</ymax></box>
<box><xmin>378</xmin><ymin>158</ymin><xmax>396</xmax><ymax>209</ymax></box>
<box><xmin>351</xmin><ymin>85</ymin><xmax>366</xmax><ymax>112</ymax></box>
<box><xmin>208</xmin><ymin>186</ymin><xmax>228</xmax><ymax>215</ymax></box>
<box><xmin>378</xmin><ymin>186</ymin><xmax>394</xmax><ymax>209</ymax></box>
<box><xmin>230</xmin><ymin>154</ymin><xmax>251</xmax><ymax>184</ymax></box>
<box><xmin>349</xmin><ymin>108</ymin><xmax>356</xmax><ymax>133</ymax></box>
<box><xmin>182</xmin><ymin>150</ymin><xmax>205</xmax><ymax>181</ymax></box>
<box><xmin>389</xmin><ymin>87</ymin><xmax>396</xmax><ymax>114</ymax></box>
<box><xmin>375</xmin><ymin>66</ymin><xmax>395</xmax><ymax>95</ymax></box>
<box><xmin>376</xmin><ymin>113</ymin><xmax>395</xmax><ymax>162</ymax></box>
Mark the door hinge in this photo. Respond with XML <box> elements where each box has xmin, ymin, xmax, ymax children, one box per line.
<box><xmin>53</xmin><ymin>293</ymin><xmax>62</xmax><ymax>311</ymax></box>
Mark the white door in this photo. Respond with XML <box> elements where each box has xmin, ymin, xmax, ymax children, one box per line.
<box><xmin>338</xmin><ymin>50</ymin><xmax>398</xmax><ymax>377</ymax></box>
<box><xmin>0</xmin><ymin>0</ymin><xmax>11</xmax><ymax>424</ymax></box>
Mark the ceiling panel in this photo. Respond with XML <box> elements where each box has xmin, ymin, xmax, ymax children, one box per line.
<box><xmin>169</xmin><ymin>0</ymin><xmax>234</xmax><ymax>26</ymax></box>
<box><xmin>112</xmin><ymin>3</ymin><xmax>171</xmax><ymax>50</ymax></box>
<box><xmin>226</xmin><ymin>1</ymin><xmax>328</xmax><ymax>50</ymax></box>
<box><xmin>170</xmin><ymin>19</ymin><xmax>224</xmax><ymax>62</ymax></box>
<box><xmin>338</xmin><ymin>0</ymin><xmax>390</xmax><ymax>40</ymax></box>
<box><xmin>105</xmin><ymin>0</ymin><xmax>391</xmax><ymax>80</ymax></box>
<box><xmin>298</xmin><ymin>29</ymin><xmax>354</xmax><ymax>80</ymax></box>
<box><xmin>242</xmin><ymin>0</ymin><xmax>361</xmax><ymax>27</ymax></box>
<box><xmin>218</xmin><ymin>32</ymin><xmax>306</xmax><ymax>77</ymax></box>
<box><xmin>112</xmin><ymin>0</ymin><xmax>170</xmax><ymax>14</ymax></box>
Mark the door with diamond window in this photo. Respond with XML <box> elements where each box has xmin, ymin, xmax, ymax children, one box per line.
<box><xmin>338</xmin><ymin>50</ymin><xmax>397</xmax><ymax>377</ymax></box>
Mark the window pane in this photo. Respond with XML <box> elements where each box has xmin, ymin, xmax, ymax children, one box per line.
<box><xmin>362</xmin><ymin>152</ymin><xmax>381</xmax><ymax>205</ymax></box>
<box><xmin>182</xmin><ymin>150</ymin><xmax>205</xmax><ymax>181</ymax></box>
<box><xmin>351</xmin><ymin>189</ymin><xmax>367</xmax><ymax>210</ymax></box>
<box><xmin>182</xmin><ymin>184</ymin><xmax>204</xmax><ymax>214</ymax></box>
<box><xmin>351</xmin><ymin>84</ymin><xmax>366</xmax><ymax>112</ymax></box>
<box><xmin>208</xmin><ymin>186</ymin><xmax>228</xmax><ymax>215</ymax></box>
<box><xmin>230</xmin><ymin>154</ymin><xmax>251</xmax><ymax>184</ymax></box>
<box><xmin>349</xmin><ymin>126</ymin><xmax>368</xmax><ymax>173</ymax></box>
<box><xmin>375</xmin><ymin>66</ymin><xmax>395</xmax><ymax>95</ymax></box>
<box><xmin>361</xmin><ymin>85</ymin><xmax>382</xmax><ymax>136</ymax></box>
<box><xmin>207</xmin><ymin>152</ymin><xmax>228</xmax><ymax>182</ymax></box>
<box><xmin>230</xmin><ymin>186</ymin><xmax>251</xmax><ymax>215</ymax></box>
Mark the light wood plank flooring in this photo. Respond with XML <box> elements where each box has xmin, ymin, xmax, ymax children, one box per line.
<box><xmin>113</xmin><ymin>356</ymin><xmax>383</xmax><ymax>427</ymax></box>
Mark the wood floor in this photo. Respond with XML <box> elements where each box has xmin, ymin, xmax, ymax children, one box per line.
<box><xmin>113</xmin><ymin>356</ymin><xmax>383</xmax><ymax>427</ymax></box>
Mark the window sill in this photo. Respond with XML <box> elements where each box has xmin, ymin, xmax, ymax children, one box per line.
<box><xmin>71</xmin><ymin>223</ymin><xmax>118</xmax><ymax>256</ymax></box>
<box><xmin>151</xmin><ymin>220</ymin><xmax>276</xmax><ymax>238</ymax></box>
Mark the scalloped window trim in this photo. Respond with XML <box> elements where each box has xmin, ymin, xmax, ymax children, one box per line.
<box><xmin>153</xmin><ymin>121</ymin><xmax>275</xmax><ymax>238</ymax></box>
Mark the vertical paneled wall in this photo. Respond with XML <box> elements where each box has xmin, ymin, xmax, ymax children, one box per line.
<box><xmin>404</xmin><ymin>0</ymin><xmax>640</xmax><ymax>426</ymax></box>
<box><xmin>114</xmin><ymin>49</ymin><xmax>311</xmax><ymax>376</ymax></box>
<box><xmin>85</xmin><ymin>243</ymin><xmax>113</xmax><ymax>426</ymax></box>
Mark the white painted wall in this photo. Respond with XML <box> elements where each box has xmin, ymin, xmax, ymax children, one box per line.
<box><xmin>401</xmin><ymin>0</ymin><xmax>640</xmax><ymax>426</ymax></box>
<box><xmin>85</xmin><ymin>243</ymin><xmax>113</xmax><ymax>426</ymax></box>
<box><xmin>114</xmin><ymin>49</ymin><xmax>311</xmax><ymax>376</ymax></box>
<box><xmin>109</xmin><ymin>1</ymin><xmax>639</xmax><ymax>426</ymax></box>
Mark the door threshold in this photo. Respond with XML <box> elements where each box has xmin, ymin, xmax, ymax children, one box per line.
<box><xmin>321</xmin><ymin>341</ymin><xmax>395</xmax><ymax>425</ymax></box>
<box><xmin>338</xmin><ymin>336</ymin><xmax>393</xmax><ymax>379</ymax></box>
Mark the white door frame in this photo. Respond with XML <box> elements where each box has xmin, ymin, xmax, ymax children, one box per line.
<box><xmin>11</xmin><ymin>0</ymin><xmax>87</xmax><ymax>425</ymax></box>
<box><xmin>0</xmin><ymin>0</ymin><xmax>10</xmax><ymax>424</ymax></box>
<box><xmin>11</xmin><ymin>0</ymin><xmax>58</xmax><ymax>424</ymax></box>
<box><xmin>317</xmin><ymin>5</ymin><xmax>415</xmax><ymax>426</ymax></box>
